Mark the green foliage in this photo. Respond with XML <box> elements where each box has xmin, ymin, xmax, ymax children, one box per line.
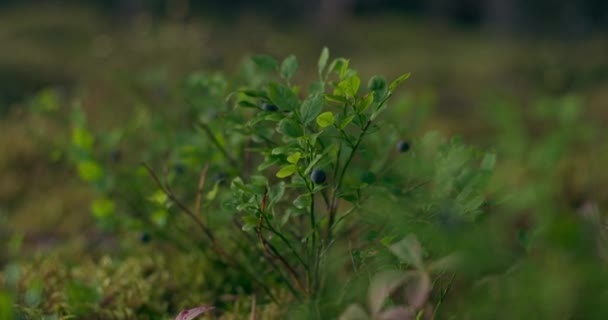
<box><xmin>14</xmin><ymin>49</ymin><xmax>495</xmax><ymax>319</ymax></box>
<box><xmin>10</xmin><ymin>46</ymin><xmax>608</xmax><ymax>320</ymax></box>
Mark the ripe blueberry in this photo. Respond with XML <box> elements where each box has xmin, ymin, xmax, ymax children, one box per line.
<box><xmin>310</xmin><ymin>169</ymin><xmax>327</xmax><ymax>184</ymax></box>
<box><xmin>262</xmin><ymin>103</ymin><xmax>279</xmax><ymax>112</ymax></box>
<box><xmin>110</xmin><ymin>150</ymin><xmax>122</xmax><ymax>162</ymax></box>
<box><xmin>396</xmin><ymin>140</ymin><xmax>410</xmax><ymax>153</ymax></box>
<box><xmin>213</xmin><ymin>172</ymin><xmax>228</xmax><ymax>185</ymax></box>
<box><xmin>174</xmin><ymin>163</ymin><xmax>186</xmax><ymax>175</ymax></box>
<box><xmin>140</xmin><ymin>232</ymin><xmax>151</xmax><ymax>243</ymax></box>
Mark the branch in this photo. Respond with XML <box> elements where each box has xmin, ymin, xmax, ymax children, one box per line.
<box><xmin>142</xmin><ymin>162</ymin><xmax>227</xmax><ymax>258</ymax></box>
<box><xmin>256</xmin><ymin>190</ymin><xmax>307</xmax><ymax>295</ymax></box>
<box><xmin>195</xmin><ymin>163</ymin><xmax>210</xmax><ymax>218</ymax></box>
<box><xmin>197</xmin><ymin>122</ymin><xmax>239</xmax><ymax>169</ymax></box>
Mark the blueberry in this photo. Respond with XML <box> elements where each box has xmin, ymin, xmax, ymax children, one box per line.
<box><xmin>262</xmin><ymin>103</ymin><xmax>279</xmax><ymax>112</ymax></box>
<box><xmin>110</xmin><ymin>150</ymin><xmax>122</xmax><ymax>162</ymax></box>
<box><xmin>310</xmin><ymin>169</ymin><xmax>327</xmax><ymax>184</ymax></box>
<box><xmin>213</xmin><ymin>172</ymin><xmax>228</xmax><ymax>185</ymax></box>
<box><xmin>396</xmin><ymin>140</ymin><xmax>410</xmax><ymax>153</ymax></box>
<box><xmin>174</xmin><ymin>163</ymin><xmax>186</xmax><ymax>175</ymax></box>
<box><xmin>140</xmin><ymin>232</ymin><xmax>151</xmax><ymax>243</ymax></box>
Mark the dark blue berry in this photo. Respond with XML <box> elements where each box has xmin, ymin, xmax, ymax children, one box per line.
<box><xmin>140</xmin><ymin>232</ymin><xmax>151</xmax><ymax>243</ymax></box>
<box><xmin>213</xmin><ymin>172</ymin><xmax>228</xmax><ymax>185</ymax></box>
<box><xmin>110</xmin><ymin>150</ymin><xmax>122</xmax><ymax>162</ymax></box>
<box><xmin>262</xmin><ymin>103</ymin><xmax>279</xmax><ymax>112</ymax></box>
<box><xmin>396</xmin><ymin>140</ymin><xmax>410</xmax><ymax>153</ymax></box>
<box><xmin>310</xmin><ymin>169</ymin><xmax>327</xmax><ymax>184</ymax></box>
<box><xmin>174</xmin><ymin>163</ymin><xmax>186</xmax><ymax>175</ymax></box>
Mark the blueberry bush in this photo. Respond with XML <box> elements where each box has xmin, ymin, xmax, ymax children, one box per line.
<box><xmin>2</xmin><ymin>46</ymin><xmax>607</xmax><ymax>319</ymax></box>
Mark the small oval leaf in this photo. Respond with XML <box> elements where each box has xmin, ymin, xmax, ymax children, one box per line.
<box><xmin>316</xmin><ymin>112</ymin><xmax>335</xmax><ymax>128</ymax></box>
<box><xmin>276</xmin><ymin>164</ymin><xmax>297</xmax><ymax>178</ymax></box>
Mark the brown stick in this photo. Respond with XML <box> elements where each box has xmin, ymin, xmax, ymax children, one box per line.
<box><xmin>256</xmin><ymin>189</ymin><xmax>307</xmax><ymax>294</ymax></box>
<box><xmin>142</xmin><ymin>162</ymin><xmax>227</xmax><ymax>258</ymax></box>
<box><xmin>195</xmin><ymin>163</ymin><xmax>210</xmax><ymax>217</ymax></box>
<box><xmin>249</xmin><ymin>294</ymin><xmax>257</xmax><ymax>320</ymax></box>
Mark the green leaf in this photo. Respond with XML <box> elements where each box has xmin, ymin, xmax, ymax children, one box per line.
<box><xmin>252</xmin><ymin>55</ymin><xmax>278</xmax><ymax>72</ymax></box>
<box><xmin>250</xmin><ymin>175</ymin><xmax>269</xmax><ymax>187</ymax></box>
<box><xmin>335</xmin><ymin>75</ymin><xmax>361</xmax><ymax>97</ymax></box>
<box><xmin>318</xmin><ymin>47</ymin><xmax>329</xmax><ymax>76</ymax></box>
<box><xmin>287</xmin><ymin>152</ymin><xmax>302</xmax><ymax>164</ymax></box>
<box><xmin>389</xmin><ymin>72</ymin><xmax>411</xmax><ymax>92</ymax></box>
<box><xmin>370</xmin><ymin>103</ymin><xmax>388</xmax><ymax>121</ymax></box>
<box><xmin>340</xmin><ymin>115</ymin><xmax>355</xmax><ymax>130</ymax></box>
<box><xmin>269</xmin><ymin>181</ymin><xmax>286</xmax><ymax>206</ymax></box>
<box><xmin>300</xmin><ymin>94</ymin><xmax>324</xmax><ymax>125</ymax></box>
<box><xmin>304</xmin><ymin>154</ymin><xmax>323</xmax><ymax>175</ymax></box>
<box><xmin>309</xmin><ymin>81</ymin><xmax>325</xmax><ymax>95</ymax></box>
<box><xmin>368</xmin><ymin>75</ymin><xmax>386</xmax><ymax>91</ymax></box>
<box><xmin>239</xmin><ymin>89</ymin><xmax>269</xmax><ymax>99</ymax></box>
<box><xmin>148</xmin><ymin>190</ymin><xmax>168</xmax><ymax>206</ymax></box>
<box><xmin>258</xmin><ymin>157</ymin><xmax>280</xmax><ymax>171</ymax></box>
<box><xmin>280</xmin><ymin>54</ymin><xmax>298</xmax><ymax>81</ymax></box>
<box><xmin>278</xmin><ymin>118</ymin><xmax>303</xmax><ymax>138</ymax></box>
<box><xmin>357</xmin><ymin>92</ymin><xmax>374</xmax><ymax>113</ymax></box>
<box><xmin>316</xmin><ymin>112</ymin><xmax>335</xmax><ymax>128</ymax></box>
<box><xmin>268</xmin><ymin>83</ymin><xmax>300</xmax><ymax>111</ymax></box>
<box><xmin>231</xmin><ymin>177</ymin><xmax>251</xmax><ymax>193</ymax></box>
<box><xmin>325</xmin><ymin>94</ymin><xmax>348</xmax><ymax>104</ymax></box>
<box><xmin>293</xmin><ymin>193</ymin><xmax>311</xmax><ymax>209</ymax></box>
<box><xmin>276</xmin><ymin>164</ymin><xmax>297</xmax><ymax>178</ymax></box>
<box><xmin>271</xmin><ymin>146</ymin><xmax>292</xmax><ymax>155</ymax></box>
<box><xmin>152</xmin><ymin>209</ymin><xmax>169</xmax><ymax>226</ymax></box>
<box><xmin>242</xmin><ymin>215</ymin><xmax>258</xmax><ymax>232</ymax></box>
<box><xmin>237</xmin><ymin>100</ymin><xmax>259</xmax><ymax>108</ymax></box>
<box><xmin>206</xmin><ymin>182</ymin><xmax>220</xmax><ymax>201</ymax></box>
<box><xmin>481</xmin><ymin>152</ymin><xmax>497</xmax><ymax>171</ymax></box>
<box><xmin>77</xmin><ymin>161</ymin><xmax>103</xmax><ymax>182</ymax></box>
<box><xmin>91</xmin><ymin>197</ymin><xmax>115</xmax><ymax>219</ymax></box>
<box><xmin>72</xmin><ymin>127</ymin><xmax>94</xmax><ymax>151</ymax></box>
<box><xmin>327</xmin><ymin>58</ymin><xmax>350</xmax><ymax>79</ymax></box>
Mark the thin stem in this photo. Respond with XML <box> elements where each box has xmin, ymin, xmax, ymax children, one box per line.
<box><xmin>261</xmin><ymin>213</ymin><xmax>308</xmax><ymax>270</ymax></box>
<box><xmin>195</xmin><ymin>163</ymin><xmax>210</xmax><ymax>221</ymax></box>
<box><xmin>234</xmin><ymin>218</ymin><xmax>295</xmax><ymax>301</ymax></box>
<box><xmin>331</xmin><ymin>206</ymin><xmax>358</xmax><ymax>232</ymax></box>
<box><xmin>258</xmin><ymin>227</ymin><xmax>307</xmax><ymax>295</ymax></box>
<box><xmin>432</xmin><ymin>273</ymin><xmax>455</xmax><ymax>320</ymax></box>
<box><xmin>142</xmin><ymin>162</ymin><xmax>228</xmax><ymax>258</ymax></box>
<box><xmin>308</xmin><ymin>186</ymin><xmax>316</xmax><ymax>296</ymax></box>
<box><xmin>327</xmin><ymin>120</ymin><xmax>372</xmax><ymax>241</ymax></box>
<box><xmin>257</xmin><ymin>205</ymin><xmax>306</xmax><ymax>295</ymax></box>
<box><xmin>197</xmin><ymin>122</ymin><xmax>239</xmax><ymax>169</ymax></box>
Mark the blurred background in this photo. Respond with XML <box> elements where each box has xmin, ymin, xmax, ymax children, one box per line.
<box><xmin>2</xmin><ymin>0</ymin><xmax>608</xmax><ymax>278</ymax></box>
<box><xmin>0</xmin><ymin>0</ymin><xmax>607</xmax><ymax>318</ymax></box>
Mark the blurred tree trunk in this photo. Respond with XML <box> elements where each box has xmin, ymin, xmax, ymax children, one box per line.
<box><xmin>427</xmin><ymin>0</ymin><xmax>452</xmax><ymax>24</ymax></box>
<box><xmin>294</xmin><ymin>0</ymin><xmax>354</xmax><ymax>30</ymax></box>
<box><xmin>482</xmin><ymin>0</ymin><xmax>519</xmax><ymax>34</ymax></box>
<box><xmin>315</xmin><ymin>0</ymin><xmax>355</xmax><ymax>28</ymax></box>
<box><xmin>559</xmin><ymin>0</ymin><xmax>590</xmax><ymax>37</ymax></box>
<box><xmin>117</xmin><ymin>0</ymin><xmax>144</xmax><ymax>22</ymax></box>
